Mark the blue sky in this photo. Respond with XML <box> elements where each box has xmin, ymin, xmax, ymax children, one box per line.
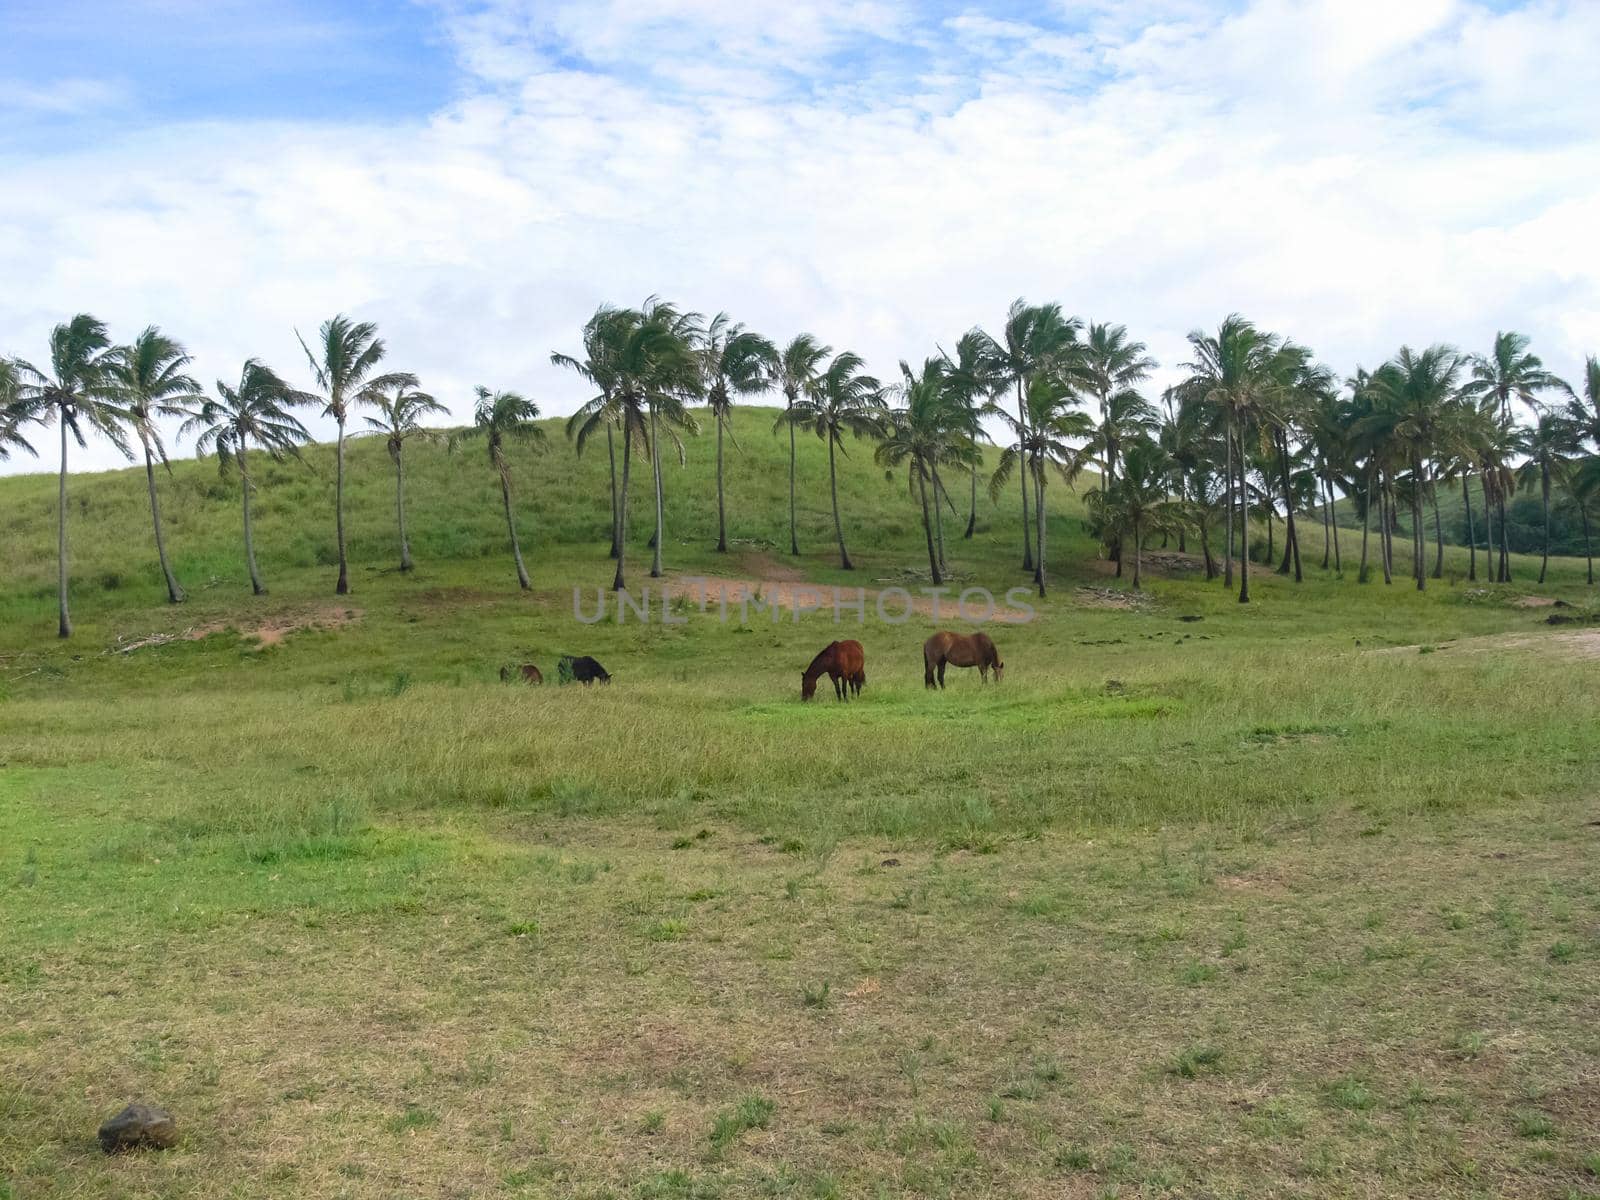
<box><xmin>0</xmin><ymin>1</ymin><xmax>454</xmax><ymax>147</ymax></box>
<box><xmin>2</xmin><ymin>0</ymin><xmax>1597</xmax><ymax>472</ymax></box>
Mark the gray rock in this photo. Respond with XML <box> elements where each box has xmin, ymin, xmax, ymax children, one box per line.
<box><xmin>98</xmin><ymin>1103</ymin><xmax>178</xmax><ymax>1153</ymax></box>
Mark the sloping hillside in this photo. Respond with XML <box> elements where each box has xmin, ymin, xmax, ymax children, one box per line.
<box><xmin>0</xmin><ymin>405</ymin><xmax>1093</xmax><ymax>620</ymax></box>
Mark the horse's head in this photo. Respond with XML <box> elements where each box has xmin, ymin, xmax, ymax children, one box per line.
<box><xmin>993</xmin><ymin>658</ymin><xmax>1004</xmax><ymax>683</ymax></box>
<box><xmin>801</xmin><ymin>673</ymin><xmax>816</xmax><ymax>701</ymax></box>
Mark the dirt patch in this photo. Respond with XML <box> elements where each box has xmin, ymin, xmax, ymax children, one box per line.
<box><xmin>187</xmin><ymin>605</ymin><xmax>364</xmax><ymax>648</ymax></box>
<box><xmin>660</xmin><ymin>574</ymin><xmax>1032</xmax><ymax>623</ymax></box>
<box><xmin>1074</xmin><ymin>586</ymin><xmax>1153</xmax><ymax>610</ymax></box>
<box><xmin>733</xmin><ymin>550</ymin><xmax>808</xmax><ymax>583</ymax></box>
<box><xmin>1368</xmin><ymin>629</ymin><xmax>1600</xmax><ymax>661</ymax></box>
<box><xmin>1512</xmin><ymin>596</ymin><xmax>1562</xmax><ymax>609</ymax></box>
<box><xmin>1217</xmin><ymin>871</ymin><xmax>1291</xmax><ymax>898</ymax></box>
<box><xmin>1089</xmin><ymin>549</ymin><xmax>1237</xmax><ymax>579</ymax></box>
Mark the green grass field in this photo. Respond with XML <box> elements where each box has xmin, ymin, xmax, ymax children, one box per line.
<box><xmin>3</xmin><ymin>407</ymin><xmax>1599</xmax><ymax>1198</ymax></box>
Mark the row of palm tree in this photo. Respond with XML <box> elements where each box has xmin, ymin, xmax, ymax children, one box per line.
<box><xmin>0</xmin><ymin>312</ymin><xmax>541</xmax><ymax>636</ymax></box>
<box><xmin>6</xmin><ymin>304</ymin><xmax>1597</xmax><ymax>635</ymax></box>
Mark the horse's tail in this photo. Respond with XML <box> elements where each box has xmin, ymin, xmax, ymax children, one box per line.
<box><xmin>923</xmin><ymin>641</ymin><xmax>936</xmax><ymax>688</ymax></box>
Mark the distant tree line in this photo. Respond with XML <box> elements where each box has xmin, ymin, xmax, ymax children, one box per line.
<box><xmin>4</xmin><ymin>304</ymin><xmax>1596</xmax><ymax>638</ymax></box>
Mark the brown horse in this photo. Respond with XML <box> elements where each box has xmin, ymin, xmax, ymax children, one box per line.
<box><xmin>500</xmin><ymin>663</ymin><xmax>543</xmax><ymax>684</ymax></box>
<box><xmin>802</xmin><ymin>640</ymin><xmax>866</xmax><ymax>701</ymax></box>
<box><xmin>923</xmin><ymin>631</ymin><xmax>1002</xmax><ymax>688</ymax></box>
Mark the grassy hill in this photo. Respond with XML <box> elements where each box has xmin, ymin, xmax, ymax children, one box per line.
<box><xmin>3</xmin><ymin>405</ymin><xmax>1599</xmax><ymax>1198</ymax></box>
<box><xmin>0</xmin><ymin>405</ymin><xmax>1025</xmax><ymax>627</ymax></box>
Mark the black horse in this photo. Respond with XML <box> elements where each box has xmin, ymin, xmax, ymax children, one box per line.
<box><xmin>559</xmin><ymin>655</ymin><xmax>611</xmax><ymax>685</ymax></box>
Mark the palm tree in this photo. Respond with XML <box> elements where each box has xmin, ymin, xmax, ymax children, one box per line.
<box><xmin>1461</xmin><ymin>332</ymin><xmax>1564</xmax><ymax>582</ymax></box>
<box><xmin>554</xmin><ymin>305</ymin><xmax>633</xmax><ymax>558</ymax></box>
<box><xmin>1462</xmin><ymin>330</ymin><xmax>1563</xmax><ymax>421</ymax></box>
<box><xmin>1074</xmin><ymin>323</ymin><xmax>1156</xmax><ymax>572</ymax></box>
<box><xmin>1475</xmin><ymin>408</ymin><xmax>1524</xmax><ymax>583</ymax></box>
<box><xmin>13</xmin><ymin>314</ymin><xmax>129</xmax><ymax>637</ymax></box>
<box><xmin>1180</xmin><ymin>315</ymin><xmax>1284</xmax><ymax>603</ymax></box>
<box><xmin>1570</xmin><ymin>455</ymin><xmax>1600</xmax><ymax>586</ymax></box>
<box><xmin>360</xmin><ymin>381</ymin><xmax>447</xmax><ymax>572</ymax></box>
<box><xmin>781</xmin><ymin>350</ymin><xmax>884</xmax><ymax>569</ymax></box>
<box><xmin>180</xmin><ymin>361</ymin><xmax>312</xmax><ymax>596</ymax></box>
<box><xmin>1089</xmin><ymin>437</ymin><xmax>1180</xmax><ymax>590</ymax></box>
<box><xmin>1517</xmin><ymin>412</ymin><xmax>1582</xmax><ymax>585</ymax></box>
<box><xmin>774</xmin><ymin>334</ymin><xmax>831</xmax><ymax>556</ymax></box>
<box><xmin>1561</xmin><ymin>355</ymin><xmax>1600</xmax><ymax>447</ymax></box>
<box><xmin>1361</xmin><ymin>345</ymin><xmax>1463</xmax><ymax>590</ymax></box>
<box><xmin>940</xmin><ymin>330</ymin><xmax>1005</xmax><ymax>538</ymax></box>
<box><xmin>1077</xmin><ymin>387</ymin><xmax>1159</xmax><ymax>558</ymax></box>
<box><xmin>1562</xmin><ymin>355</ymin><xmax>1600</xmax><ymax>585</ymax></box>
<box><xmin>1430</xmin><ymin>396</ymin><xmax>1492</xmax><ymax>582</ymax></box>
<box><xmin>698</xmin><ymin>314</ymin><xmax>775</xmax><ymax>553</ymax></box>
<box><xmin>989</xmin><ymin>372</ymin><xmax>1093</xmax><ymax>595</ymax></box>
<box><xmin>877</xmin><ymin>359</ymin><xmax>977</xmax><ymax>587</ymax></box>
<box><xmin>0</xmin><ymin>358</ymin><xmax>37</xmax><ymax>463</ymax></box>
<box><xmin>573</xmin><ymin>305</ymin><xmax>696</xmax><ymax>592</ymax></box>
<box><xmin>636</xmin><ymin>298</ymin><xmax>703</xmax><ymax>579</ymax></box>
<box><xmin>298</xmin><ymin>315</ymin><xmax>415</xmax><ymax>595</ymax></box>
<box><xmin>104</xmin><ymin>328</ymin><xmax>203</xmax><ymax>604</ymax></box>
<box><xmin>455</xmin><ymin>387</ymin><xmax>546</xmax><ymax>590</ymax></box>
<box><xmin>1303</xmin><ymin>385</ymin><xmax>1351</xmax><ymax>573</ymax></box>
<box><xmin>985</xmin><ymin>300</ymin><xmax>1080</xmax><ymax>573</ymax></box>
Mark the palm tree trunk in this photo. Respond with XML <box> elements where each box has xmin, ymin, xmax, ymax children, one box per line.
<box><xmin>787</xmin><ymin>395</ymin><xmax>799</xmax><ymax>555</ymax></box>
<box><xmin>1236</xmin><ymin>423</ymin><xmax>1249</xmax><ymax>604</ymax></box>
<box><xmin>1016</xmin><ymin>378</ymin><xmax>1032</xmax><ymax>572</ymax></box>
<box><xmin>918</xmin><ymin>464</ymin><xmax>942</xmax><ymax>586</ymax></box>
<box><xmin>144</xmin><ymin>441</ymin><xmax>183</xmax><ymax>604</ymax></box>
<box><xmin>932</xmin><ymin>463</ymin><xmax>948</xmax><ymax>571</ymax></box>
<box><xmin>1376</xmin><ymin>470</ymin><xmax>1388</xmax><ymax>588</ymax></box>
<box><xmin>241</xmin><ymin>449</ymin><xmax>265</xmax><ymax>596</ymax></box>
<box><xmin>606</xmin><ymin>422</ymin><xmax>620</xmax><ymax>559</ymax></box>
<box><xmin>1200</xmin><ymin>512</ymin><xmax>1215</xmax><ymax>579</ymax></box>
<box><xmin>334</xmin><ymin>418</ymin><xmax>349</xmax><ymax>595</ymax></box>
<box><xmin>828</xmin><ymin>436</ymin><xmax>851</xmax><ymax>570</ymax></box>
<box><xmin>1321</xmin><ymin>474</ymin><xmax>1332</xmax><ymax>569</ymax></box>
<box><xmin>1481</xmin><ymin>473</ymin><xmax>1495</xmax><ymax>581</ymax></box>
<box><xmin>1498</xmin><ymin>490</ymin><xmax>1511</xmax><ymax>582</ymax></box>
<box><xmin>715</xmin><ymin>411</ymin><xmax>728</xmax><ymax>553</ymax></box>
<box><xmin>1329</xmin><ymin>478</ymin><xmax>1342</xmax><ymax>574</ymax></box>
<box><xmin>649</xmin><ymin>405</ymin><xmax>664</xmax><ymax>579</ymax></box>
<box><xmin>965</xmin><ymin>459</ymin><xmax>977</xmax><ymax>538</ymax></box>
<box><xmin>1034</xmin><ymin>460</ymin><xmax>1047</xmax><ymax>597</ymax></box>
<box><xmin>1430</xmin><ymin>474</ymin><xmax>1443</xmax><ymax>579</ymax></box>
<box><xmin>1412</xmin><ymin>460</ymin><xmax>1426</xmax><ymax>591</ymax></box>
<box><xmin>1358</xmin><ymin>469</ymin><xmax>1372</xmax><ymax>584</ymax></box>
<box><xmin>57</xmin><ymin>414</ymin><xmax>71</xmax><ymax>638</ymax></box>
<box><xmin>1224</xmin><ymin>429</ymin><xmax>1235</xmax><ymax>588</ymax></box>
<box><xmin>1581</xmin><ymin>501</ymin><xmax>1594</xmax><ymax>585</ymax></box>
<box><xmin>501</xmin><ymin>473</ymin><xmax>530</xmax><ymax>590</ymax></box>
<box><xmin>1538</xmin><ymin>465</ymin><xmax>1550</xmax><ymax>585</ymax></box>
<box><xmin>613</xmin><ymin>427</ymin><xmax>632</xmax><ymax>591</ymax></box>
<box><xmin>394</xmin><ymin>450</ymin><xmax>413</xmax><ymax>572</ymax></box>
<box><xmin>1133</xmin><ymin>514</ymin><xmax>1144</xmax><ymax>590</ymax></box>
<box><xmin>1278</xmin><ymin>432</ymin><xmax>1302</xmax><ymax>581</ymax></box>
<box><xmin>1464</xmin><ymin>473</ymin><xmax>1477</xmax><ymax>582</ymax></box>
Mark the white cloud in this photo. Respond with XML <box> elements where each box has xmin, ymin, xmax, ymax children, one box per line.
<box><xmin>2</xmin><ymin>0</ymin><xmax>1598</xmax><ymax>473</ymax></box>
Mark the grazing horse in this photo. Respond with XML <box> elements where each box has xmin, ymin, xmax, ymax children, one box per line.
<box><xmin>501</xmin><ymin>663</ymin><xmax>543</xmax><ymax>684</ymax></box>
<box><xmin>802</xmin><ymin>639</ymin><xmax>866</xmax><ymax>701</ymax></box>
<box><xmin>559</xmin><ymin>654</ymin><xmax>611</xmax><ymax>685</ymax></box>
<box><xmin>923</xmin><ymin>631</ymin><xmax>1003</xmax><ymax>689</ymax></box>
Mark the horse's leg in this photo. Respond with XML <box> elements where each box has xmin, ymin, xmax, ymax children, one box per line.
<box><xmin>924</xmin><ymin>655</ymin><xmax>935</xmax><ymax>689</ymax></box>
<box><xmin>937</xmin><ymin>659</ymin><xmax>946</xmax><ymax>689</ymax></box>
